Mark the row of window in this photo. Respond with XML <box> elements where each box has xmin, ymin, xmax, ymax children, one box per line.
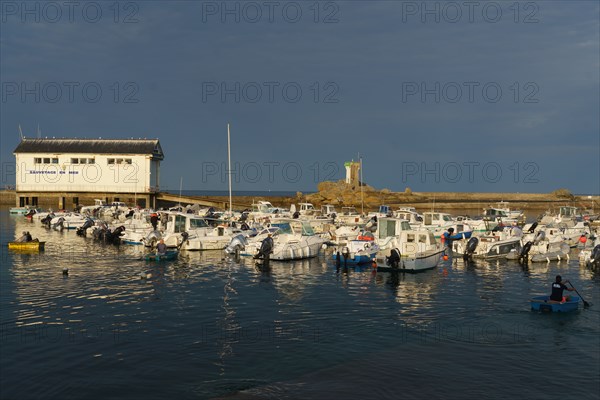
<box><xmin>33</xmin><ymin>158</ymin><xmax>134</xmax><ymax>165</ymax></box>
<box><xmin>107</xmin><ymin>159</ymin><xmax>133</xmax><ymax>165</ymax></box>
<box><xmin>71</xmin><ymin>158</ymin><xmax>96</xmax><ymax>164</ymax></box>
<box><xmin>34</xmin><ymin>158</ymin><xmax>59</xmax><ymax>164</ymax></box>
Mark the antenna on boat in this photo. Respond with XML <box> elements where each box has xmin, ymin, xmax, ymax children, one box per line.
<box><xmin>178</xmin><ymin>177</ymin><xmax>183</xmax><ymax>207</ymax></box>
<box><xmin>227</xmin><ymin>123</ymin><xmax>233</xmax><ymax>217</ymax></box>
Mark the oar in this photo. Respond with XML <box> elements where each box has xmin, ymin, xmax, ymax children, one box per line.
<box><xmin>568</xmin><ymin>282</ymin><xmax>591</xmax><ymax>307</ymax></box>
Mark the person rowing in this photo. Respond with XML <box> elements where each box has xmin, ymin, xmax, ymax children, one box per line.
<box><xmin>550</xmin><ymin>275</ymin><xmax>575</xmax><ymax>302</ymax></box>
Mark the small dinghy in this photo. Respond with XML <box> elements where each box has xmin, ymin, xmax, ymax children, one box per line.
<box><xmin>8</xmin><ymin>241</ymin><xmax>45</xmax><ymax>251</ymax></box>
<box><xmin>145</xmin><ymin>250</ymin><xmax>178</xmax><ymax>262</ymax></box>
<box><xmin>530</xmin><ymin>296</ymin><xmax>580</xmax><ymax>312</ymax></box>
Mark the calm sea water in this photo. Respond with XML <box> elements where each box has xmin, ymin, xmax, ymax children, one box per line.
<box><xmin>1</xmin><ymin>208</ymin><xmax>599</xmax><ymax>400</ymax></box>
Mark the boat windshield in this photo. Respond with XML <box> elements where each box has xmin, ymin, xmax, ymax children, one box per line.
<box><xmin>301</xmin><ymin>223</ymin><xmax>315</xmax><ymax>236</ymax></box>
<box><xmin>189</xmin><ymin>218</ymin><xmax>209</xmax><ymax>229</ymax></box>
<box><xmin>271</xmin><ymin>223</ymin><xmax>292</xmax><ymax>235</ymax></box>
<box><xmin>400</xmin><ymin>221</ymin><xmax>411</xmax><ymax>230</ymax></box>
<box><xmin>442</xmin><ymin>215</ymin><xmax>453</xmax><ymax>222</ymax></box>
<box><xmin>342</xmin><ymin>207</ymin><xmax>357</xmax><ymax>215</ymax></box>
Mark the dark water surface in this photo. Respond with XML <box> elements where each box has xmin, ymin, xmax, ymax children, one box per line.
<box><xmin>1</xmin><ymin>208</ymin><xmax>599</xmax><ymax>400</ymax></box>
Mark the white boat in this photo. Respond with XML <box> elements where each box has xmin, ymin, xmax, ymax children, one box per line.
<box><xmin>368</xmin><ymin>205</ymin><xmax>393</xmax><ymax>219</ymax></box>
<box><xmin>159</xmin><ymin>212</ymin><xmax>244</xmax><ymax>251</ymax></box>
<box><xmin>336</xmin><ymin>206</ymin><xmax>366</xmax><ymax>226</ymax></box>
<box><xmin>50</xmin><ymin>213</ymin><xmax>88</xmax><ymax>229</ymax></box>
<box><xmin>374</xmin><ymin>217</ymin><xmax>444</xmax><ymax>271</ymax></box>
<box><xmin>455</xmin><ymin>230</ymin><xmax>522</xmax><ymax>259</ymax></box>
<box><xmin>80</xmin><ymin>199</ymin><xmax>107</xmax><ymax>214</ymax></box>
<box><xmin>239</xmin><ymin>220</ymin><xmax>326</xmax><ymax>261</ymax></box>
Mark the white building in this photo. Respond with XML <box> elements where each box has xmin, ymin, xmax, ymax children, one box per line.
<box><xmin>13</xmin><ymin>138</ymin><xmax>164</xmax><ymax>209</ymax></box>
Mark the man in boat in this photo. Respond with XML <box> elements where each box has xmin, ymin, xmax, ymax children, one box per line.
<box><xmin>156</xmin><ymin>239</ymin><xmax>167</xmax><ymax>255</ymax></box>
<box><xmin>550</xmin><ymin>275</ymin><xmax>575</xmax><ymax>302</ymax></box>
<box><xmin>15</xmin><ymin>231</ymin><xmax>32</xmax><ymax>242</ymax></box>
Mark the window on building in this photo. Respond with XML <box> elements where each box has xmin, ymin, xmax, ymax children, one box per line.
<box><xmin>88</xmin><ymin>159</ymin><xmax>95</xmax><ymax>164</ymax></box>
<box><xmin>125</xmin><ymin>159</ymin><xmax>132</xmax><ymax>164</ymax></box>
<box><xmin>71</xmin><ymin>158</ymin><xmax>79</xmax><ymax>164</ymax></box>
<box><xmin>52</xmin><ymin>158</ymin><xmax>58</xmax><ymax>164</ymax></box>
<box><xmin>107</xmin><ymin>159</ymin><xmax>115</xmax><ymax>165</ymax></box>
<box><xmin>79</xmin><ymin>158</ymin><xmax>87</xmax><ymax>164</ymax></box>
<box><xmin>34</xmin><ymin>158</ymin><xmax>42</xmax><ymax>164</ymax></box>
<box><xmin>43</xmin><ymin>158</ymin><xmax>51</xmax><ymax>164</ymax></box>
<box><xmin>116</xmin><ymin>159</ymin><xmax>123</xmax><ymax>165</ymax></box>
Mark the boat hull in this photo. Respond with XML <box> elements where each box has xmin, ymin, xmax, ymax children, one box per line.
<box><xmin>530</xmin><ymin>296</ymin><xmax>579</xmax><ymax>312</ymax></box>
<box><xmin>376</xmin><ymin>249</ymin><xmax>443</xmax><ymax>272</ymax></box>
<box><xmin>8</xmin><ymin>241</ymin><xmax>45</xmax><ymax>251</ymax></box>
<box><xmin>145</xmin><ymin>251</ymin><xmax>178</xmax><ymax>261</ymax></box>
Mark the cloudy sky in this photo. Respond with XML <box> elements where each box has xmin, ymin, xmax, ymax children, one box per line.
<box><xmin>1</xmin><ymin>1</ymin><xmax>598</xmax><ymax>194</ymax></box>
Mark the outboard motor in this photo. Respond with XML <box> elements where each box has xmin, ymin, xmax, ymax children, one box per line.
<box><xmin>240</xmin><ymin>222</ymin><xmax>250</xmax><ymax>231</ymax></box>
<box><xmin>225</xmin><ymin>234</ymin><xmax>248</xmax><ymax>254</ymax></box>
<box><xmin>293</xmin><ymin>211</ymin><xmax>300</xmax><ymax>219</ymax></box>
<box><xmin>178</xmin><ymin>231</ymin><xmax>190</xmax><ymax>249</ymax></box>
<box><xmin>52</xmin><ymin>217</ymin><xmax>65</xmax><ymax>231</ymax></box>
<box><xmin>41</xmin><ymin>213</ymin><xmax>54</xmax><ymax>227</ymax></box>
<box><xmin>518</xmin><ymin>241</ymin><xmax>533</xmax><ymax>262</ymax></box>
<box><xmin>533</xmin><ymin>230</ymin><xmax>546</xmax><ymax>244</ymax></box>
<box><xmin>76</xmin><ymin>217</ymin><xmax>94</xmax><ymax>236</ymax></box>
<box><xmin>527</xmin><ymin>222</ymin><xmax>538</xmax><ymax>233</ymax></box>
<box><xmin>143</xmin><ymin>230</ymin><xmax>162</xmax><ymax>248</ymax></box>
<box><xmin>111</xmin><ymin>226</ymin><xmax>125</xmax><ymax>245</ymax></box>
<box><xmin>386</xmin><ymin>248</ymin><xmax>401</xmax><ymax>269</ymax></box>
<box><xmin>591</xmin><ymin>244</ymin><xmax>600</xmax><ymax>267</ymax></box>
<box><xmin>463</xmin><ymin>237</ymin><xmax>479</xmax><ymax>260</ymax></box>
<box><xmin>254</xmin><ymin>236</ymin><xmax>274</xmax><ymax>260</ymax></box>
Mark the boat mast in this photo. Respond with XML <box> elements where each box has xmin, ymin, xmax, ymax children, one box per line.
<box><xmin>227</xmin><ymin>123</ymin><xmax>233</xmax><ymax>216</ymax></box>
<box><xmin>359</xmin><ymin>153</ymin><xmax>364</xmax><ymax>215</ymax></box>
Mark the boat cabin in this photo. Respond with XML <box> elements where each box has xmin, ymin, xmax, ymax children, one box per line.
<box><xmin>165</xmin><ymin>212</ymin><xmax>231</xmax><ymax>236</ymax></box>
<box><xmin>559</xmin><ymin>206</ymin><xmax>578</xmax><ymax>218</ymax></box>
<box><xmin>483</xmin><ymin>208</ymin><xmax>509</xmax><ymax>218</ymax></box>
<box><xmin>321</xmin><ymin>205</ymin><xmax>337</xmax><ymax>216</ymax></box>
<box><xmin>341</xmin><ymin>206</ymin><xmax>359</xmax><ymax>215</ymax></box>
<box><xmin>298</xmin><ymin>203</ymin><xmax>316</xmax><ymax>215</ymax></box>
<box><xmin>422</xmin><ymin>212</ymin><xmax>454</xmax><ymax>226</ymax></box>
<box><xmin>377</xmin><ymin>217</ymin><xmax>412</xmax><ymax>239</ymax></box>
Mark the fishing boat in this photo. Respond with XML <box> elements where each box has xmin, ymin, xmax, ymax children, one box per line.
<box><xmin>145</xmin><ymin>250</ymin><xmax>178</xmax><ymax>261</ymax></box>
<box><xmin>333</xmin><ymin>240</ymin><xmax>379</xmax><ymax>265</ymax></box>
<box><xmin>8</xmin><ymin>241</ymin><xmax>45</xmax><ymax>251</ymax></box>
<box><xmin>530</xmin><ymin>296</ymin><xmax>580</xmax><ymax>312</ymax></box>
<box><xmin>375</xmin><ymin>217</ymin><xmax>444</xmax><ymax>271</ymax></box>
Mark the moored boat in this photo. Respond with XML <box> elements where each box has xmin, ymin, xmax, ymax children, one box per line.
<box><xmin>530</xmin><ymin>296</ymin><xmax>580</xmax><ymax>312</ymax></box>
<box><xmin>333</xmin><ymin>240</ymin><xmax>379</xmax><ymax>265</ymax></box>
<box><xmin>8</xmin><ymin>241</ymin><xmax>45</xmax><ymax>251</ymax></box>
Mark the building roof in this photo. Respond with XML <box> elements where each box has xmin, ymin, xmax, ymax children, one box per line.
<box><xmin>13</xmin><ymin>138</ymin><xmax>164</xmax><ymax>159</ymax></box>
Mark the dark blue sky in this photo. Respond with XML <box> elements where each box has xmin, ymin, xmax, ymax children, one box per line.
<box><xmin>1</xmin><ymin>1</ymin><xmax>598</xmax><ymax>194</ymax></box>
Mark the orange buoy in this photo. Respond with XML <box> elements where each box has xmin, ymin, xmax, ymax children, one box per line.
<box><xmin>443</xmin><ymin>255</ymin><xmax>449</xmax><ymax>261</ymax></box>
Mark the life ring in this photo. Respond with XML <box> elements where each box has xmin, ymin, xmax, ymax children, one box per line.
<box><xmin>364</xmin><ymin>242</ymin><xmax>370</xmax><ymax>250</ymax></box>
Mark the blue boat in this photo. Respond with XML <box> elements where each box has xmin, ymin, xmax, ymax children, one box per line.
<box><xmin>145</xmin><ymin>250</ymin><xmax>178</xmax><ymax>262</ymax></box>
<box><xmin>333</xmin><ymin>240</ymin><xmax>379</xmax><ymax>266</ymax></box>
<box><xmin>530</xmin><ymin>296</ymin><xmax>580</xmax><ymax>312</ymax></box>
